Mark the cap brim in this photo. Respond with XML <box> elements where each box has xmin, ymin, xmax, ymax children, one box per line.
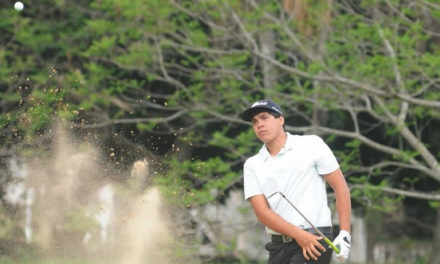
<box><xmin>240</xmin><ymin>107</ymin><xmax>269</xmax><ymax>122</ymax></box>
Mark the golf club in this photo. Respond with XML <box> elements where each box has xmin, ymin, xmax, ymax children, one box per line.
<box><xmin>267</xmin><ymin>191</ymin><xmax>340</xmax><ymax>254</ymax></box>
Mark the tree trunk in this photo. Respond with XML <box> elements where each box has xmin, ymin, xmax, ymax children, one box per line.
<box><xmin>258</xmin><ymin>30</ymin><xmax>277</xmax><ymax>90</ymax></box>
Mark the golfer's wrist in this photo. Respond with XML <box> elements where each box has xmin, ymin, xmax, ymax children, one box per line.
<box><xmin>288</xmin><ymin>225</ymin><xmax>303</xmax><ymax>239</ymax></box>
<box><xmin>339</xmin><ymin>227</ymin><xmax>350</xmax><ymax>234</ymax></box>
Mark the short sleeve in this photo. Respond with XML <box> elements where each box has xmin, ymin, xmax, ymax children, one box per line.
<box><xmin>243</xmin><ymin>161</ymin><xmax>263</xmax><ymax>200</ymax></box>
<box><xmin>314</xmin><ymin>136</ymin><xmax>340</xmax><ymax>175</ymax></box>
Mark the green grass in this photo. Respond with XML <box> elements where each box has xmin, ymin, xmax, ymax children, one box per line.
<box><xmin>200</xmin><ymin>258</ymin><xmax>265</xmax><ymax>264</ymax></box>
<box><xmin>0</xmin><ymin>255</ymin><xmax>267</xmax><ymax>264</ymax></box>
<box><xmin>0</xmin><ymin>256</ymin><xmax>99</xmax><ymax>264</ymax></box>
<box><xmin>0</xmin><ymin>255</ymin><xmax>430</xmax><ymax>264</ymax></box>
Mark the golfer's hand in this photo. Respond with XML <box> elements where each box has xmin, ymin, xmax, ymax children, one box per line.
<box><xmin>332</xmin><ymin>230</ymin><xmax>351</xmax><ymax>262</ymax></box>
<box><xmin>295</xmin><ymin>229</ymin><xmax>326</xmax><ymax>261</ymax></box>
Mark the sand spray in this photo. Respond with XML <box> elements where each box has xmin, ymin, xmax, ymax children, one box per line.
<box><xmin>12</xmin><ymin>120</ymin><xmax>198</xmax><ymax>263</ymax></box>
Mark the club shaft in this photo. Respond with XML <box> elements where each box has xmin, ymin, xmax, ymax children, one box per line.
<box><xmin>277</xmin><ymin>192</ymin><xmax>341</xmax><ymax>254</ymax></box>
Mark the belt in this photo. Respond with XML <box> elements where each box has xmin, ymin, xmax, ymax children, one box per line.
<box><xmin>271</xmin><ymin>226</ymin><xmax>333</xmax><ymax>243</ymax></box>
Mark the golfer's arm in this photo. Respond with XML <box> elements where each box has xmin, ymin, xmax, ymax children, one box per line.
<box><xmin>324</xmin><ymin>169</ymin><xmax>351</xmax><ymax>233</ymax></box>
<box><xmin>248</xmin><ymin>195</ymin><xmax>302</xmax><ymax>238</ymax></box>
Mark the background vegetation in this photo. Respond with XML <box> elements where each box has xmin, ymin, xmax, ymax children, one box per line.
<box><xmin>1</xmin><ymin>0</ymin><xmax>440</xmax><ymax>263</ymax></box>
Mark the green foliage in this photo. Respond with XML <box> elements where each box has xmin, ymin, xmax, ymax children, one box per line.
<box><xmin>156</xmin><ymin>155</ymin><xmax>240</xmax><ymax>206</ymax></box>
<box><xmin>350</xmin><ymin>177</ymin><xmax>404</xmax><ymax>212</ymax></box>
<box><xmin>429</xmin><ymin>201</ymin><xmax>440</xmax><ymax>209</ymax></box>
<box><xmin>210</xmin><ymin>128</ymin><xmax>258</xmax><ymax>159</ymax></box>
<box><xmin>1</xmin><ymin>1</ymin><xmax>440</xmax><ymax>260</ymax></box>
<box><xmin>334</xmin><ymin>139</ymin><xmax>362</xmax><ymax>172</ymax></box>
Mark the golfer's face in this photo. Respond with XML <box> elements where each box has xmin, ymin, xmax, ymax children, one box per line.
<box><xmin>251</xmin><ymin>112</ymin><xmax>283</xmax><ymax>143</ymax></box>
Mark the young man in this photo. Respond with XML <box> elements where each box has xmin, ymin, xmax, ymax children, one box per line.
<box><xmin>240</xmin><ymin>99</ymin><xmax>351</xmax><ymax>264</ymax></box>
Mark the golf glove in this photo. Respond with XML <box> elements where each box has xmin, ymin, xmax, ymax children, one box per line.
<box><xmin>332</xmin><ymin>230</ymin><xmax>351</xmax><ymax>262</ymax></box>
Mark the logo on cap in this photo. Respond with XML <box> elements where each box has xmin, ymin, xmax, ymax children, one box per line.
<box><xmin>271</xmin><ymin>106</ymin><xmax>281</xmax><ymax>114</ymax></box>
<box><xmin>252</xmin><ymin>101</ymin><xmax>268</xmax><ymax>107</ymax></box>
<box><xmin>240</xmin><ymin>99</ymin><xmax>283</xmax><ymax>121</ymax></box>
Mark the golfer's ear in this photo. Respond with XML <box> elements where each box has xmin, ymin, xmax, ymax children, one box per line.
<box><xmin>279</xmin><ymin>116</ymin><xmax>285</xmax><ymax>126</ymax></box>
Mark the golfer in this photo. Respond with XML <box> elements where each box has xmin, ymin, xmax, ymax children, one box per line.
<box><xmin>241</xmin><ymin>99</ymin><xmax>351</xmax><ymax>263</ymax></box>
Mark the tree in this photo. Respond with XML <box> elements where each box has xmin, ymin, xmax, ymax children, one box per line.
<box><xmin>1</xmin><ymin>0</ymin><xmax>440</xmax><ymax>261</ymax></box>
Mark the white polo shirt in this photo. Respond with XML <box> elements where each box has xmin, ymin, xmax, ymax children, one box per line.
<box><xmin>243</xmin><ymin>133</ymin><xmax>339</xmax><ymax>234</ymax></box>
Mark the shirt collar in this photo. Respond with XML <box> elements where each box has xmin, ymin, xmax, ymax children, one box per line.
<box><xmin>284</xmin><ymin>132</ymin><xmax>295</xmax><ymax>150</ymax></box>
<box><xmin>258</xmin><ymin>132</ymin><xmax>295</xmax><ymax>160</ymax></box>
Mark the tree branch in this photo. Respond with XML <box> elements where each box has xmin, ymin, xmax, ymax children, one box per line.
<box><xmin>351</xmin><ymin>184</ymin><xmax>440</xmax><ymax>201</ymax></box>
<box><xmin>77</xmin><ymin>109</ymin><xmax>189</xmax><ymax>128</ymax></box>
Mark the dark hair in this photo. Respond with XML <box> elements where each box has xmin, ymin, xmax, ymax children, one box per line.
<box><xmin>269</xmin><ymin>111</ymin><xmax>285</xmax><ymax>130</ymax></box>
